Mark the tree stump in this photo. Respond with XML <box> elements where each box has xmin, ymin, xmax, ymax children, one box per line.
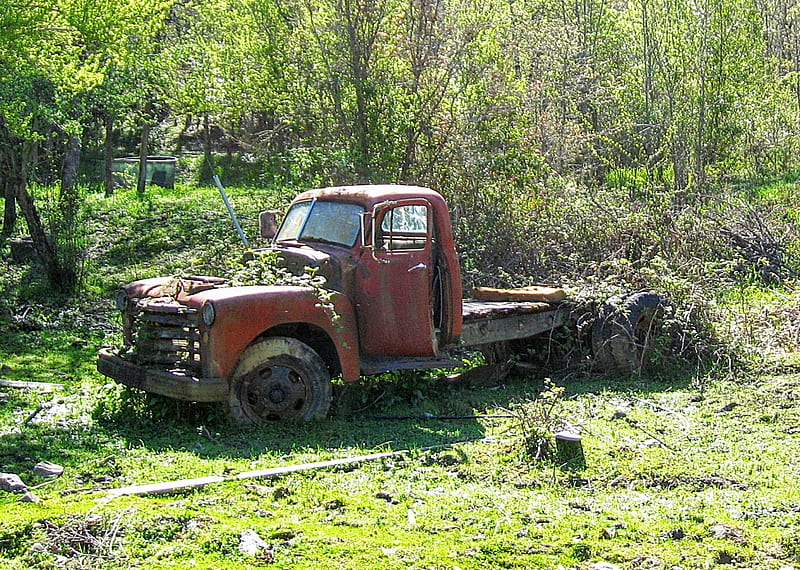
<box><xmin>554</xmin><ymin>431</ymin><xmax>585</xmax><ymax>470</ymax></box>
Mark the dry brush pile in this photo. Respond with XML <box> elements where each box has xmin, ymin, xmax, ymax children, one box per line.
<box><xmin>446</xmin><ymin>179</ymin><xmax>800</xmax><ymax>373</ymax></box>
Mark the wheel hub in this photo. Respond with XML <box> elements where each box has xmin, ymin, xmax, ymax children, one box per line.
<box><xmin>242</xmin><ymin>364</ymin><xmax>309</xmax><ymax>420</ymax></box>
<box><xmin>269</xmin><ymin>386</ymin><xmax>287</xmax><ymax>404</ymax></box>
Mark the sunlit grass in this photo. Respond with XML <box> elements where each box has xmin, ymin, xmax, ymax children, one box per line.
<box><xmin>1</xmin><ymin>179</ymin><xmax>800</xmax><ymax>567</ymax></box>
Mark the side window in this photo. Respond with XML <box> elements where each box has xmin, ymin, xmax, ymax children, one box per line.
<box><xmin>378</xmin><ymin>204</ymin><xmax>429</xmax><ymax>251</ymax></box>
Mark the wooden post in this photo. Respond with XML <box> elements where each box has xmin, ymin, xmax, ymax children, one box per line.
<box><xmin>554</xmin><ymin>431</ymin><xmax>585</xmax><ymax>470</ymax></box>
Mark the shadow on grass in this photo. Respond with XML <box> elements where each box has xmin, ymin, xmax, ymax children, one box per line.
<box><xmin>0</xmin><ymin>335</ymin><xmax>699</xmax><ymax>482</ymax></box>
<box><xmin>89</xmin><ymin>379</ymin><xmax>491</xmax><ymax>461</ymax></box>
<box><xmin>86</xmin><ymin>363</ymin><xmax>698</xmax><ymax>462</ymax></box>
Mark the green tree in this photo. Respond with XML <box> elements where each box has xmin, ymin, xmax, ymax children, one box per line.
<box><xmin>0</xmin><ymin>0</ymin><xmax>173</xmax><ymax>293</ymax></box>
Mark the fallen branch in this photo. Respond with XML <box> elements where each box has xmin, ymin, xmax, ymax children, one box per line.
<box><xmin>0</xmin><ymin>380</ymin><xmax>63</xmax><ymax>392</ymax></box>
<box><xmin>24</xmin><ymin>404</ymin><xmax>46</xmax><ymax>426</ymax></box>
<box><xmin>107</xmin><ymin>449</ymin><xmax>414</xmax><ymax>498</ymax></box>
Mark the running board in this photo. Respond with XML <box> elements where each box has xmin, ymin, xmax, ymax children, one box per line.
<box><xmin>360</xmin><ymin>355</ymin><xmax>464</xmax><ymax>375</ymax></box>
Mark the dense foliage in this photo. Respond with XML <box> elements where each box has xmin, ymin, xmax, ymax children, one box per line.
<box><xmin>4</xmin><ymin>0</ymin><xmax>800</xmax><ymax>185</ymax></box>
<box><xmin>1</xmin><ymin>0</ymin><xmax>799</xmax><ymax>327</ymax></box>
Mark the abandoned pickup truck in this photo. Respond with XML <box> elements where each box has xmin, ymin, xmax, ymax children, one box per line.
<box><xmin>97</xmin><ymin>184</ymin><xmax>663</xmax><ymax>422</ymax></box>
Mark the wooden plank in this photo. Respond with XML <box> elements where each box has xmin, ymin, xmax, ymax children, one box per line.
<box><xmin>460</xmin><ymin>307</ymin><xmax>569</xmax><ymax>347</ymax></box>
<box><xmin>0</xmin><ymin>379</ymin><xmax>64</xmax><ymax>392</ymax></box>
<box><xmin>462</xmin><ymin>299</ymin><xmax>552</xmax><ymax>320</ymax></box>
<box><xmin>472</xmin><ymin>286</ymin><xmax>566</xmax><ymax>303</ymax></box>
<box><xmin>107</xmin><ymin>450</ymin><xmax>409</xmax><ymax>497</ymax></box>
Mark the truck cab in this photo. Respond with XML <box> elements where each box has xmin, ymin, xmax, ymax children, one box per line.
<box><xmin>98</xmin><ymin>185</ymin><xmax>466</xmax><ymax>422</ymax></box>
<box><xmin>269</xmin><ymin>185</ymin><xmax>463</xmax><ymax>356</ymax></box>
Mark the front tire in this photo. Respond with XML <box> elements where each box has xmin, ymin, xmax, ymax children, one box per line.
<box><xmin>228</xmin><ymin>336</ymin><xmax>332</xmax><ymax>422</ymax></box>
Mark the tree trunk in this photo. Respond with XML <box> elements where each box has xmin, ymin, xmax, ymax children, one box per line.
<box><xmin>2</xmin><ymin>172</ymin><xmax>16</xmax><ymax>236</ymax></box>
<box><xmin>137</xmin><ymin>124</ymin><xmax>150</xmax><ymax>196</ymax></box>
<box><xmin>175</xmin><ymin>115</ymin><xmax>192</xmax><ymax>155</ymax></box>
<box><xmin>104</xmin><ymin>114</ymin><xmax>114</xmax><ymax>197</ymax></box>
<box><xmin>201</xmin><ymin>112</ymin><xmax>214</xmax><ymax>184</ymax></box>
<box><xmin>60</xmin><ymin>134</ymin><xmax>81</xmax><ymax>225</ymax></box>
<box><xmin>137</xmin><ymin>103</ymin><xmax>152</xmax><ymax>196</ymax></box>
<box><xmin>3</xmin><ymin>183</ymin><xmax>16</xmax><ymax>235</ymax></box>
<box><xmin>346</xmin><ymin>8</ymin><xmax>371</xmax><ymax>182</ymax></box>
<box><xmin>0</xmin><ymin>121</ymin><xmax>17</xmax><ymax>234</ymax></box>
<box><xmin>14</xmin><ymin>141</ymin><xmax>61</xmax><ymax>286</ymax></box>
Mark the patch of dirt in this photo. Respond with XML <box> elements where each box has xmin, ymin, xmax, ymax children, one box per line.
<box><xmin>607</xmin><ymin>474</ymin><xmax>749</xmax><ymax>491</ymax></box>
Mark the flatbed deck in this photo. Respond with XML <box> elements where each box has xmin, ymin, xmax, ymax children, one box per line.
<box><xmin>459</xmin><ymin>299</ymin><xmax>568</xmax><ymax>347</ymax></box>
<box><xmin>462</xmin><ymin>299</ymin><xmax>554</xmax><ymax>320</ymax></box>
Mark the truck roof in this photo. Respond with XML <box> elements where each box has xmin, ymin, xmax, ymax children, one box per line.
<box><xmin>292</xmin><ymin>184</ymin><xmax>446</xmax><ymax>209</ymax></box>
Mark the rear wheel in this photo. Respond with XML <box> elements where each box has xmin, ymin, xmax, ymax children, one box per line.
<box><xmin>228</xmin><ymin>336</ymin><xmax>332</xmax><ymax>422</ymax></box>
<box><xmin>591</xmin><ymin>292</ymin><xmax>666</xmax><ymax>374</ymax></box>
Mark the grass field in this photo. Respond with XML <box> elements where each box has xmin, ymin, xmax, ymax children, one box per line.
<box><xmin>1</xmin><ymin>184</ymin><xmax>800</xmax><ymax>569</ymax></box>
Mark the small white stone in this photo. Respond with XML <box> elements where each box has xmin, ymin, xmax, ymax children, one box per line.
<box><xmin>239</xmin><ymin>529</ymin><xmax>270</xmax><ymax>556</ymax></box>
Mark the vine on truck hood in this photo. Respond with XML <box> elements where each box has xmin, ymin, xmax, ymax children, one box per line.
<box><xmin>226</xmin><ymin>250</ymin><xmax>340</xmax><ymax>327</ymax></box>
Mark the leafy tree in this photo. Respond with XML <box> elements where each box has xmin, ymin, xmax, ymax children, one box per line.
<box><xmin>0</xmin><ymin>0</ymin><xmax>173</xmax><ymax>294</ymax></box>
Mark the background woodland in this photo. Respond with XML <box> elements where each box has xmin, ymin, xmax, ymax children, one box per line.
<box><xmin>2</xmin><ymin>0</ymin><xmax>800</xmax><ymax>302</ymax></box>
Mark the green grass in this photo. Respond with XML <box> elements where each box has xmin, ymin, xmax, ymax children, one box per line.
<box><xmin>3</xmin><ymin>365</ymin><xmax>800</xmax><ymax>568</ymax></box>
<box><xmin>2</xmin><ymin>181</ymin><xmax>800</xmax><ymax>568</ymax></box>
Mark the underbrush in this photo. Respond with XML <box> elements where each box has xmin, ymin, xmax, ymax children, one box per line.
<box><xmin>448</xmin><ymin>176</ymin><xmax>800</xmax><ymax>375</ymax></box>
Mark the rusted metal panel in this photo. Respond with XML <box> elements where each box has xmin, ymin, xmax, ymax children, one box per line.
<box><xmin>360</xmin><ymin>355</ymin><xmax>463</xmax><ymax>375</ymax></box>
<box><xmin>292</xmin><ymin>185</ymin><xmax>463</xmax><ymax>340</ymax></box>
<box><xmin>191</xmin><ymin>285</ymin><xmax>361</xmax><ymax>382</ymax></box>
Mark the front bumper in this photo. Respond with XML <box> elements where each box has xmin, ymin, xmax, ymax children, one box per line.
<box><xmin>97</xmin><ymin>348</ymin><xmax>228</xmax><ymax>402</ymax></box>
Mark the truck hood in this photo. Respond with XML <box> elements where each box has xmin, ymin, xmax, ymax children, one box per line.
<box><xmin>121</xmin><ymin>275</ymin><xmax>228</xmax><ymax>303</ymax></box>
<box><xmin>120</xmin><ymin>275</ymin><xmax>325</xmax><ymax>310</ymax></box>
<box><xmin>271</xmin><ymin>244</ymin><xmax>342</xmax><ymax>291</ymax></box>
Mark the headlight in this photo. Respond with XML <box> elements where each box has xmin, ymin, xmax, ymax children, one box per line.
<box><xmin>114</xmin><ymin>289</ymin><xmax>129</xmax><ymax>311</ymax></box>
<box><xmin>201</xmin><ymin>301</ymin><xmax>216</xmax><ymax>326</ymax></box>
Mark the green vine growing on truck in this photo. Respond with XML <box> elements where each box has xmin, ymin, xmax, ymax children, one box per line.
<box><xmin>226</xmin><ymin>250</ymin><xmax>340</xmax><ymax>327</ymax></box>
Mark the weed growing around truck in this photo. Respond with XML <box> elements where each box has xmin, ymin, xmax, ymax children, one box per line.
<box><xmin>3</xmin><ymin>342</ymin><xmax>800</xmax><ymax>569</ymax></box>
<box><xmin>1</xmin><ymin>182</ymin><xmax>800</xmax><ymax>568</ymax></box>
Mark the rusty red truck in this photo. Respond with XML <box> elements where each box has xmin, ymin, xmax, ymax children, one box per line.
<box><xmin>98</xmin><ymin>184</ymin><xmax>662</xmax><ymax>422</ymax></box>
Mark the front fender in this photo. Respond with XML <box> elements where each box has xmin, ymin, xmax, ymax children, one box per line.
<box><xmin>192</xmin><ymin>285</ymin><xmax>360</xmax><ymax>382</ymax></box>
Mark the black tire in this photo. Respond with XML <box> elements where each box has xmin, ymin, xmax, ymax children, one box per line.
<box><xmin>228</xmin><ymin>336</ymin><xmax>332</xmax><ymax>422</ymax></box>
<box><xmin>591</xmin><ymin>292</ymin><xmax>666</xmax><ymax>374</ymax></box>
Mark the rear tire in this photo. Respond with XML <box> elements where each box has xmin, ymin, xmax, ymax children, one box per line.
<box><xmin>228</xmin><ymin>336</ymin><xmax>332</xmax><ymax>422</ymax></box>
<box><xmin>591</xmin><ymin>292</ymin><xmax>666</xmax><ymax>374</ymax></box>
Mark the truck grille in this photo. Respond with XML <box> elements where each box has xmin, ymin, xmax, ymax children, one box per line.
<box><xmin>126</xmin><ymin>304</ymin><xmax>202</xmax><ymax>375</ymax></box>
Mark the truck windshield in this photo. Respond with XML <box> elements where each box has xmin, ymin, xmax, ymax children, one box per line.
<box><xmin>276</xmin><ymin>200</ymin><xmax>364</xmax><ymax>247</ymax></box>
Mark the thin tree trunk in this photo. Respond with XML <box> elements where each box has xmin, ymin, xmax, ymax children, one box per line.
<box><xmin>14</xmin><ymin>140</ymin><xmax>60</xmax><ymax>285</ymax></box>
<box><xmin>0</xmin><ymin>120</ymin><xmax>18</xmax><ymax>234</ymax></box>
<box><xmin>3</xmin><ymin>183</ymin><xmax>16</xmax><ymax>235</ymax></box>
<box><xmin>104</xmin><ymin>114</ymin><xmax>114</xmax><ymax>197</ymax></box>
<box><xmin>201</xmin><ymin>112</ymin><xmax>214</xmax><ymax>184</ymax></box>
<box><xmin>60</xmin><ymin>134</ymin><xmax>80</xmax><ymax>225</ymax></box>
<box><xmin>137</xmin><ymin>103</ymin><xmax>152</xmax><ymax>196</ymax></box>
<box><xmin>17</xmin><ymin>185</ymin><xmax>56</xmax><ymax>268</ymax></box>
<box><xmin>2</xmin><ymin>173</ymin><xmax>16</xmax><ymax>236</ymax></box>
<box><xmin>137</xmin><ymin>124</ymin><xmax>150</xmax><ymax>196</ymax></box>
<box><xmin>175</xmin><ymin>115</ymin><xmax>191</xmax><ymax>155</ymax></box>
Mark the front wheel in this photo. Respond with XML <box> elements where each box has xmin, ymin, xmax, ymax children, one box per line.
<box><xmin>228</xmin><ymin>336</ymin><xmax>332</xmax><ymax>422</ymax></box>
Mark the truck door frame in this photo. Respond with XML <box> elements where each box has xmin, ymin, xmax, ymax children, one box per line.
<box><xmin>355</xmin><ymin>198</ymin><xmax>438</xmax><ymax>357</ymax></box>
